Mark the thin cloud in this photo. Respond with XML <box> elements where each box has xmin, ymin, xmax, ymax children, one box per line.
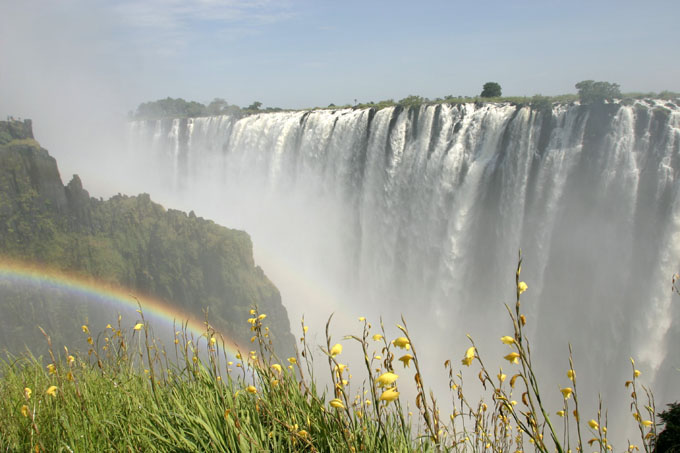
<box><xmin>113</xmin><ymin>0</ymin><xmax>294</xmax><ymax>32</ymax></box>
<box><xmin>109</xmin><ymin>0</ymin><xmax>295</xmax><ymax>58</ymax></box>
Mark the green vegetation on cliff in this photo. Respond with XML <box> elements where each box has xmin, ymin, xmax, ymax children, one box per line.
<box><xmin>132</xmin><ymin>86</ymin><xmax>680</xmax><ymax>121</ymax></box>
<box><xmin>0</xmin><ymin>119</ymin><xmax>294</xmax><ymax>355</ymax></box>
<box><xmin>133</xmin><ymin>97</ymin><xmax>283</xmax><ymax>120</ymax></box>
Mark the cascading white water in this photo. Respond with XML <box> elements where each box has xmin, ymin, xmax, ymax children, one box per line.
<box><xmin>129</xmin><ymin>100</ymin><xmax>680</xmax><ymax>438</ymax></box>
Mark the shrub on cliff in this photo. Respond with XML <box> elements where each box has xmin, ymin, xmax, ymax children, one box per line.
<box><xmin>575</xmin><ymin>80</ymin><xmax>621</xmax><ymax>104</ymax></box>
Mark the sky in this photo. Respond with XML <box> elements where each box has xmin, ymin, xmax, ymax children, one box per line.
<box><xmin>2</xmin><ymin>0</ymin><xmax>679</xmax><ymax>113</ymax></box>
<box><xmin>1</xmin><ymin>0</ymin><xmax>679</xmax><ymax>188</ymax></box>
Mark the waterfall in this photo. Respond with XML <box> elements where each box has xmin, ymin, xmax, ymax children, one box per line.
<box><xmin>129</xmin><ymin>100</ymin><xmax>680</xmax><ymax>433</ymax></box>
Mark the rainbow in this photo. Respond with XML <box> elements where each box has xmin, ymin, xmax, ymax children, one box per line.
<box><xmin>0</xmin><ymin>257</ymin><xmax>247</xmax><ymax>357</ymax></box>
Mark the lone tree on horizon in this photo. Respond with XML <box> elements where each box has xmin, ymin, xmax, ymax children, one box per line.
<box><xmin>575</xmin><ymin>80</ymin><xmax>621</xmax><ymax>104</ymax></box>
<box><xmin>481</xmin><ymin>82</ymin><xmax>502</xmax><ymax>98</ymax></box>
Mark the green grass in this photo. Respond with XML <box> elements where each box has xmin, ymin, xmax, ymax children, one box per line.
<box><xmin>0</xmin><ymin>257</ymin><xmax>661</xmax><ymax>452</ymax></box>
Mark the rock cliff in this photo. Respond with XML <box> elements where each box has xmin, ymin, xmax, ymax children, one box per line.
<box><xmin>0</xmin><ymin>119</ymin><xmax>294</xmax><ymax>355</ymax></box>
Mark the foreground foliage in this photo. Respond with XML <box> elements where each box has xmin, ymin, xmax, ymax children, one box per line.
<box><xmin>0</xmin><ymin>258</ymin><xmax>664</xmax><ymax>452</ymax></box>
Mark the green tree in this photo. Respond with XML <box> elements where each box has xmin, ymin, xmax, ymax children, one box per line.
<box><xmin>206</xmin><ymin>98</ymin><xmax>229</xmax><ymax>115</ymax></box>
<box><xmin>247</xmin><ymin>101</ymin><xmax>262</xmax><ymax>111</ymax></box>
<box><xmin>656</xmin><ymin>402</ymin><xmax>680</xmax><ymax>452</ymax></box>
<box><xmin>397</xmin><ymin>95</ymin><xmax>426</xmax><ymax>108</ymax></box>
<box><xmin>575</xmin><ymin>80</ymin><xmax>621</xmax><ymax>104</ymax></box>
<box><xmin>480</xmin><ymin>82</ymin><xmax>502</xmax><ymax>98</ymax></box>
<box><xmin>134</xmin><ymin>98</ymin><xmax>208</xmax><ymax>119</ymax></box>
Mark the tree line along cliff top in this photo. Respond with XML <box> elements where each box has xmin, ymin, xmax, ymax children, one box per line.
<box><xmin>130</xmin><ymin>81</ymin><xmax>680</xmax><ymax>120</ymax></box>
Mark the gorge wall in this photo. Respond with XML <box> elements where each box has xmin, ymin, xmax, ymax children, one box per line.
<box><xmin>0</xmin><ymin>119</ymin><xmax>294</xmax><ymax>355</ymax></box>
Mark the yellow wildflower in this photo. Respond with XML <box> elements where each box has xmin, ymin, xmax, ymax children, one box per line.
<box><xmin>133</xmin><ymin>323</ymin><xmax>144</xmax><ymax>331</ymax></box>
<box><xmin>330</xmin><ymin>343</ymin><xmax>343</xmax><ymax>357</ymax></box>
<box><xmin>67</xmin><ymin>355</ymin><xmax>75</xmax><ymax>365</ymax></box>
<box><xmin>567</xmin><ymin>369</ymin><xmax>575</xmax><ymax>380</ymax></box>
<box><xmin>329</xmin><ymin>398</ymin><xmax>345</xmax><ymax>409</ymax></box>
<box><xmin>557</xmin><ymin>410</ymin><xmax>565</xmax><ymax>417</ymax></box>
<box><xmin>376</xmin><ymin>372</ymin><xmax>399</xmax><ymax>388</ymax></box>
<box><xmin>24</xmin><ymin>387</ymin><xmax>32</xmax><ymax>399</ymax></box>
<box><xmin>288</xmin><ymin>357</ymin><xmax>297</xmax><ymax>365</ymax></box>
<box><xmin>504</xmin><ymin>352</ymin><xmax>520</xmax><ymax>364</ymax></box>
<box><xmin>399</xmin><ymin>354</ymin><xmax>414</xmax><ymax>367</ymax></box>
<box><xmin>393</xmin><ymin>337</ymin><xmax>410</xmax><ymax>349</ymax></box>
<box><xmin>21</xmin><ymin>405</ymin><xmax>29</xmax><ymax>417</ymax></box>
<box><xmin>634</xmin><ymin>369</ymin><xmax>641</xmax><ymax>378</ymax></box>
<box><xmin>560</xmin><ymin>387</ymin><xmax>573</xmax><ymax>399</ymax></box>
<box><xmin>372</xmin><ymin>334</ymin><xmax>383</xmax><ymax>341</ymax></box>
<box><xmin>500</xmin><ymin>336</ymin><xmax>515</xmax><ymax>345</ymax></box>
<box><xmin>46</xmin><ymin>385</ymin><xmax>58</xmax><ymax>397</ymax></box>
<box><xmin>250</xmin><ymin>309</ymin><xmax>256</xmax><ymax>315</ymax></box>
<box><xmin>247</xmin><ymin>317</ymin><xmax>256</xmax><ymax>324</ymax></box>
<box><xmin>246</xmin><ymin>385</ymin><xmax>257</xmax><ymax>394</ymax></box>
<box><xmin>358</xmin><ymin>317</ymin><xmax>365</xmax><ymax>321</ymax></box>
<box><xmin>209</xmin><ymin>337</ymin><xmax>216</xmax><ymax>346</ymax></box>
<box><xmin>461</xmin><ymin>346</ymin><xmax>475</xmax><ymax>366</ymax></box>
<box><xmin>258</xmin><ymin>314</ymin><xmax>267</xmax><ymax>320</ymax></box>
<box><xmin>271</xmin><ymin>364</ymin><xmax>282</xmax><ymax>374</ymax></box>
<box><xmin>303</xmin><ymin>325</ymin><xmax>309</xmax><ymax>333</ymax></box>
<box><xmin>81</xmin><ymin>325</ymin><xmax>89</xmax><ymax>334</ymax></box>
<box><xmin>497</xmin><ymin>371</ymin><xmax>507</xmax><ymax>383</ymax></box>
<box><xmin>588</xmin><ymin>419</ymin><xmax>599</xmax><ymax>430</ymax></box>
<box><xmin>379</xmin><ymin>387</ymin><xmax>400</xmax><ymax>403</ymax></box>
<box><xmin>46</xmin><ymin>363</ymin><xmax>56</xmax><ymax>375</ymax></box>
<box><xmin>518</xmin><ymin>281</ymin><xmax>528</xmax><ymax>294</ymax></box>
<box><xmin>641</xmin><ymin>420</ymin><xmax>653</xmax><ymax>427</ymax></box>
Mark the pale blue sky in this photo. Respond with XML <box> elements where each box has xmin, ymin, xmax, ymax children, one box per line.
<box><xmin>2</xmin><ymin>0</ymin><xmax>679</xmax><ymax>118</ymax></box>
